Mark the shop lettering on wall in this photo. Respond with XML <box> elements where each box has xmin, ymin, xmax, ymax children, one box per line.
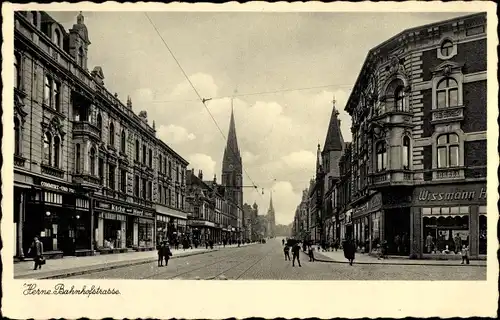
<box><xmin>418</xmin><ymin>188</ymin><xmax>486</xmax><ymax>202</ymax></box>
<box><xmin>111</xmin><ymin>204</ymin><xmax>128</xmax><ymax>214</ymax></box>
<box><xmin>41</xmin><ymin>181</ymin><xmax>75</xmax><ymax>193</ymax></box>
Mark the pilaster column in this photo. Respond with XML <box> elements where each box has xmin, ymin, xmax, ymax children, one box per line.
<box><xmin>469</xmin><ymin>206</ymin><xmax>478</xmax><ymax>258</ymax></box>
<box><xmin>410</xmin><ymin>207</ymin><xmax>422</xmax><ymax>258</ymax></box>
<box><xmin>17</xmin><ymin>192</ymin><xmax>25</xmax><ymax>258</ymax></box>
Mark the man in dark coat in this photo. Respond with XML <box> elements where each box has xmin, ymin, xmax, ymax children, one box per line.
<box><xmin>291</xmin><ymin>242</ymin><xmax>302</xmax><ymax>267</ymax></box>
<box><xmin>28</xmin><ymin>236</ymin><xmax>44</xmax><ymax>270</ymax></box>
<box><xmin>284</xmin><ymin>244</ymin><xmax>291</xmax><ymax>261</ymax></box>
<box><xmin>343</xmin><ymin>238</ymin><xmax>355</xmax><ymax>266</ymax></box>
<box><xmin>162</xmin><ymin>241</ymin><xmax>173</xmax><ymax>266</ymax></box>
<box><xmin>157</xmin><ymin>241</ymin><xmax>164</xmax><ymax>266</ymax></box>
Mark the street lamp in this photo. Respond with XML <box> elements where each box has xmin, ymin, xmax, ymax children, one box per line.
<box><xmin>45</xmin><ymin>211</ymin><xmax>51</xmax><ymax>217</ymax></box>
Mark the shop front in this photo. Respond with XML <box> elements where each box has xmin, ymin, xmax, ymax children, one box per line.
<box><xmin>412</xmin><ymin>183</ymin><xmax>487</xmax><ymax>259</ymax></box>
<box><xmin>351</xmin><ymin>193</ymin><xmax>382</xmax><ymax>253</ymax></box>
<box><xmin>156</xmin><ymin>204</ymin><xmax>188</xmax><ymax>244</ymax></box>
<box><xmin>189</xmin><ymin>219</ymin><xmax>216</xmax><ymax>243</ymax></box>
<box><xmin>94</xmin><ymin>200</ymin><xmax>155</xmax><ymax>251</ymax></box>
<box><xmin>20</xmin><ymin>178</ymin><xmax>90</xmax><ymax>258</ymax></box>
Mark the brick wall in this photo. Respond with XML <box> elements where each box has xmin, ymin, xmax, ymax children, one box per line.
<box><xmin>463</xmin><ymin>80</ymin><xmax>487</xmax><ymax>133</ymax></box>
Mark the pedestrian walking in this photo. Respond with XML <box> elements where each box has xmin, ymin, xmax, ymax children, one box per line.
<box><xmin>343</xmin><ymin>238</ymin><xmax>355</xmax><ymax>266</ymax></box>
<box><xmin>162</xmin><ymin>241</ymin><xmax>173</xmax><ymax>266</ymax></box>
<box><xmin>425</xmin><ymin>233</ymin><xmax>434</xmax><ymax>253</ymax></box>
<box><xmin>308</xmin><ymin>245</ymin><xmax>315</xmax><ymax>262</ymax></box>
<box><xmin>282</xmin><ymin>239</ymin><xmax>285</xmax><ymax>246</ymax></box>
<box><xmin>27</xmin><ymin>236</ymin><xmax>45</xmax><ymax>270</ymax></box>
<box><xmin>292</xmin><ymin>242</ymin><xmax>301</xmax><ymax>267</ymax></box>
<box><xmin>284</xmin><ymin>244</ymin><xmax>291</xmax><ymax>261</ymax></box>
<box><xmin>454</xmin><ymin>234</ymin><xmax>462</xmax><ymax>254</ymax></box>
<box><xmin>461</xmin><ymin>245</ymin><xmax>470</xmax><ymax>265</ymax></box>
<box><xmin>157</xmin><ymin>241</ymin><xmax>164</xmax><ymax>267</ymax></box>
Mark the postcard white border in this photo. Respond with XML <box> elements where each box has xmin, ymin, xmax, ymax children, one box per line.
<box><xmin>2</xmin><ymin>2</ymin><xmax>498</xmax><ymax>319</ymax></box>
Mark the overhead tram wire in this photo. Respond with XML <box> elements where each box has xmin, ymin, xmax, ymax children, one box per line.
<box><xmin>144</xmin><ymin>13</ymin><xmax>262</xmax><ymax>199</ymax></box>
<box><xmin>150</xmin><ymin>83</ymin><xmax>355</xmax><ymax>104</ymax></box>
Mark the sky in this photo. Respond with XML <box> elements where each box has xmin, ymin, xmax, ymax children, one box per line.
<box><xmin>49</xmin><ymin>11</ymin><xmax>470</xmax><ymax>225</ymax></box>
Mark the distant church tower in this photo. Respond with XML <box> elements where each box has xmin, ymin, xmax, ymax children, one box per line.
<box><xmin>267</xmin><ymin>192</ymin><xmax>276</xmax><ymax>237</ymax></box>
<box><xmin>221</xmin><ymin>99</ymin><xmax>243</xmax><ymax>210</ymax></box>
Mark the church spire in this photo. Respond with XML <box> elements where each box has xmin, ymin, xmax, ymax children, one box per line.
<box><xmin>269</xmin><ymin>191</ymin><xmax>274</xmax><ymax>213</ymax></box>
<box><xmin>222</xmin><ymin>97</ymin><xmax>241</xmax><ymax>172</ymax></box>
<box><xmin>323</xmin><ymin>96</ymin><xmax>344</xmax><ymax>153</ymax></box>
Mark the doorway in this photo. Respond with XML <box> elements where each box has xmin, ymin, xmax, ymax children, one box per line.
<box><xmin>384</xmin><ymin>208</ymin><xmax>411</xmax><ymax>255</ymax></box>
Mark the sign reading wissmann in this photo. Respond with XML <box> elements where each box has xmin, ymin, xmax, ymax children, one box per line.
<box><xmin>417</xmin><ymin>188</ymin><xmax>486</xmax><ymax>202</ymax></box>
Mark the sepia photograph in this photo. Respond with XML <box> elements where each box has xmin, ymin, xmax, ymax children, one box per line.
<box><xmin>2</xmin><ymin>2</ymin><xmax>498</xmax><ymax>319</ymax></box>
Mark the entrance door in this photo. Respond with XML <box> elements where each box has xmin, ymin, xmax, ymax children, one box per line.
<box><xmin>126</xmin><ymin>217</ymin><xmax>134</xmax><ymax>247</ymax></box>
<box><xmin>384</xmin><ymin>208</ymin><xmax>411</xmax><ymax>255</ymax></box>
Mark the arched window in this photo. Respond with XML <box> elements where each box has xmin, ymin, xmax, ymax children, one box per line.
<box><xmin>78</xmin><ymin>47</ymin><xmax>85</xmax><ymax>68</ymax></box>
<box><xmin>76</xmin><ymin>144</ymin><xmax>81</xmax><ymax>173</ymax></box>
<box><xmin>440</xmin><ymin>40</ymin><xmax>453</xmax><ymax>57</ymax></box>
<box><xmin>54</xmin><ymin>29</ymin><xmax>61</xmax><ymax>47</ymax></box>
<box><xmin>436</xmin><ymin>78</ymin><xmax>458</xmax><ymax>109</ymax></box>
<box><xmin>14</xmin><ymin>118</ymin><xmax>21</xmax><ymax>155</ymax></box>
<box><xmin>376</xmin><ymin>142</ymin><xmax>387</xmax><ymax>172</ymax></box>
<box><xmin>120</xmin><ymin>130</ymin><xmax>126</xmax><ymax>153</ymax></box>
<box><xmin>43</xmin><ymin>132</ymin><xmax>52</xmax><ymax>165</ymax></box>
<box><xmin>109</xmin><ymin>122</ymin><xmax>115</xmax><ymax>146</ymax></box>
<box><xmin>53</xmin><ymin>136</ymin><xmax>61</xmax><ymax>168</ymax></box>
<box><xmin>97</xmin><ymin>114</ymin><xmax>102</xmax><ymax>138</ymax></box>
<box><xmin>135</xmin><ymin>139</ymin><xmax>140</xmax><ymax>161</ymax></box>
<box><xmin>402</xmin><ymin>136</ymin><xmax>411</xmax><ymax>170</ymax></box>
<box><xmin>14</xmin><ymin>53</ymin><xmax>21</xmax><ymax>89</ymax></box>
<box><xmin>90</xmin><ymin>147</ymin><xmax>96</xmax><ymax>175</ymax></box>
<box><xmin>437</xmin><ymin>133</ymin><xmax>459</xmax><ymax>168</ymax></box>
<box><xmin>395</xmin><ymin>86</ymin><xmax>407</xmax><ymax>112</ymax></box>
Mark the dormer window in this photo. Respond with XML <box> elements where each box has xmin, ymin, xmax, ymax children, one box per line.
<box><xmin>54</xmin><ymin>29</ymin><xmax>62</xmax><ymax>47</ymax></box>
<box><xmin>440</xmin><ymin>40</ymin><xmax>453</xmax><ymax>57</ymax></box>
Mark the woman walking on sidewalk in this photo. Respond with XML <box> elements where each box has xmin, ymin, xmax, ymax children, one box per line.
<box><xmin>343</xmin><ymin>238</ymin><xmax>355</xmax><ymax>266</ymax></box>
<box><xmin>27</xmin><ymin>236</ymin><xmax>45</xmax><ymax>270</ymax></box>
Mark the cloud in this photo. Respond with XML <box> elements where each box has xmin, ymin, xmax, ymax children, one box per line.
<box><xmin>169</xmin><ymin>72</ymin><xmax>219</xmax><ymax>99</ymax></box>
<box><xmin>242</xmin><ymin>151</ymin><xmax>260</xmax><ymax>165</ymax></box>
<box><xmin>157</xmin><ymin>124</ymin><xmax>196</xmax><ymax>144</ymax></box>
<box><xmin>281</xmin><ymin>150</ymin><xmax>316</xmax><ymax>169</ymax></box>
<box><xmin>187</xmin><ymin>153</ymin><xmax>216</xmax><ymax>180</ymax></box>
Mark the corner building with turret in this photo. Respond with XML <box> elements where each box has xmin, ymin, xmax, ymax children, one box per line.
<box><xmin>341</xmin><ymin>13</ymin><xmax>487</xmax><ymax>259</ymax></box>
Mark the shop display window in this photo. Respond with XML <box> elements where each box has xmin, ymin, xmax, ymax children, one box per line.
<box><xmin>479</xmin><ymin>206</ymin><xmax>486</xmax><ymax>255</ymax></box>
<box><xmin>371</xmin><ymin>212</ymin><xmax>381</xmax><ymax>249</ymax></box>
<box><xmin>422</xmin><ymin>206</ymin><xmax>469</xmax><ymax>254</ymax></box>
<box><xmin>139</xmin><ymin>220</ymin><xmax>153</xmax><ymax>247</ymax></box>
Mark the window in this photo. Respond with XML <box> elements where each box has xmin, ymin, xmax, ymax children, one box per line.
<box><xmin>395</xmin><ymin>86</ymin><xmax>407</xmax><ymax>112</ymax></box>
<box><xmin>53</xmin><ymin>82</ymin><xmax>61</xmax><ymax>111</ymax></box>
<box><xmin>142</xmin><ymin>145</ymin><xmax>147</xmax><ymax>163</ymax></box>
<box><xmin>43</xmin><ymin>132</ymin><xmax>52</xmax><ymax>165</ymax></box>
<box><xmin>141</xmin><ymin>178</ymin><xmax>147</xmax><ymax>199</ymax></box>
<box><xmin>168</xmin><ymin>188</ymin><xmax>171</xmax><ymax>206</ymax></box>
<box><xmin>159</xmin><ymin>185</ymin><xmax>163</xmax><ymax>203</ymax></box>
<box><xmin>120</xmin><ymin>130</ymin><xmax>126</xmax><ymax>153</ymax></box>
<box><xmin>375</xmin><ymin>142</ymin><xmax>387</xmax><ymax>172</ymax></box>
<box><xmin>109</xmin><ymin>122</ymin><xmax>115</xmax><ymax>146</ymax></box>
<box><xmin>159</xmin><ymin>155</ymin><xmax>163</xmax><ymax>174</ymax></box>
<box><xmin>89</xmin><ymin>147</ymin><xmax>96</xmax><ymax>175</ymax></box>
<box><xmin>78</xmin><ymin>47</ymin><xmax>85</xmax><ymax>68</ymax></box>
<box><xmin>135</xmin><ymin>139</ymin><xmax>140</xmax><ymax>161</ymax></box>
<box><xmin>422</xmin><ymin>207</ymin><xmax>469</xmax><ymax>254</ymax></box>
<box><xmin>14</xmin><ymin>118</ymin><xmax>21</xmax><ymax>155</ymax></box>
<box><xmin>440</xmin><ymin>40</ymin><xmax>453</xmax><ymax>57</ymax></box>
<box><xmin>120</xmin><ymin>169</ymin><xmax>127</xmax><ymax>193</ymax></box>
<box><xmin>134</xmin><ymin>175</ymin><xmax>140</xmax><ymax>197</ymax></box>
<box><xmin>14</xmin><ymin>53</ymin><xmax>21</xmax><ymax>89</ymax></box>
<box><xmin>148</xmin><ymin>181</ymin><xmax>152</xmax><ymax>201</ymax></box>
<box><xmin>436</xmin><ymin>78</ymin><xmax>458</xmax><ymax>109</ymax></box>
<box><xmin>97</xmin><ymin>114</ymin><xmax>102</xmax><ymax>138</ymax></box>
<box><xmin>44</xmin><ymin>76</ymin><xmax>51</xmax><ymax>105</ymax></box>
<box><xmin>108</xmin><ymin>164</ymin><xmax>116</xmax><ymax>190</ymax></box>
<box><xmin>54</xmin><ymin>29</ymin><xmax>61</xmax><ymax>47</ymax></box>
<box><xmin>53</xmin><ymin>136</ymin><xmax>61</xmax><ymax>168</ymax></box>
<box><xmin>98</xmin><ymin>158</ymin><xmax>104</xmax><ymax>181</ymax></box>
<box><xmin>75</xmin><ymin>144</ymin><xmax>81</xmax><ymax>173</ymax></box>
<box><xmin>148</xmin><ymin>148</ymin><xmax>153</xmax><ymax>167</ymax></box>
<box><xmin>402</xmin><ymin>136</ymin><xmax>411</xmax><ymax>170</ymax></box>
<box><xmin>31</xmin><ymin>11</ymin><xmax>38</xmax><ymax>26</ymax></box>
<box><xmin>168</xmin><ymin>161</ymin><xmax>172</xmax><ymax>177</ymax></box>
<box><xmin>437</xmin><ymin>133</ymin><xmax>459</xmax><ymax>168</ymax></box>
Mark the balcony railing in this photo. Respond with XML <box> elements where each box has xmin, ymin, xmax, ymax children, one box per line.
<box><xmin>73</xmin><ymin>121</ymin><xmax>100</xmax><ymax>140</ymax></box>
<box><xmin>433</xmin><ymin>167</ymin><xmax>463</xmax><ymax>180</ymax></box>
<box><xmin>14</xmin><ymin>154</ymin><xmax>26</xmax><ymax>167</ymax></box>
<box><xmin>431</xmin><ymin>106</ymin><xmax>465</xmax><ymax>124</ymax></box>
<box><xmin>41</xmin><ymin>163</ymin><xmax>65</xmax><ymax>179</ymax></box>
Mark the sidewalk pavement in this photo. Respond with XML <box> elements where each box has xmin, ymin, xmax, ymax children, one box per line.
<box><xmin>309</xmin><ymin>249</ymin><xmax>487</xmax><ymax>267</ymax></box>
<box><xmin>14</xmin><ymin>243</ymin><xmax>257</xmax><ymax>280</ymax></box>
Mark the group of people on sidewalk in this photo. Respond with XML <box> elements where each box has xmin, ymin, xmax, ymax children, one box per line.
<box><xmin>283</xmin><ymin>239</ymin><xmax>302</xmax><ymax>267</ymax></box>
<box><xmin>282</xmin><ymin>238</ymin><xmax>356</xmax><ymax>266</ymax></box>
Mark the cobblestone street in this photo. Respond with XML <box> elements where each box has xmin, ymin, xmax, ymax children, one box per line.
<box><xmin>66</xmin><ymin>239</ymin><xmax>486</xmax><ymax>280</ymax></box>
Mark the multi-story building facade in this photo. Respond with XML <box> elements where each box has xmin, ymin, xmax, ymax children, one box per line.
<box><xmin>337</xmin><ymin>143</ymin><xmax>353</xmax><ymax>242</ymax></box>
<box><xmin>344</xmin><ymin>13</ymin><xmax>487</xmax><ymax>258</ymax></box>
<box><xmin>13</xmin><ymin>11</ymin><xmax>189</xmax><ymax>259</ymax></box>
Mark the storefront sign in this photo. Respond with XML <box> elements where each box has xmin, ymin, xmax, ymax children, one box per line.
<box><xmin>352</xmin><ymin>193</ymin><xmax>382</xmax><ymax>218</ymax></box>
<box><xmin>41</xmin><ymin>181</ymin><xmax>75</xmax><ymax>193</ymax></box>
<box><xmin>415</xmin><ymin>185</ymin><xmax>486</xmax><ymax>204</ymax></box>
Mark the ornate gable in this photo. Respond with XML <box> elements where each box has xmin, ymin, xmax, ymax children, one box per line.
<box><xmin>42</xmin><ymin>115</ymin><xmax>66</xmax><ymax>138</ymax></box>
<box><xmin>432</xmin><ymin>60</ymin><xmax>464</xmax><ymax>76</ymax></box>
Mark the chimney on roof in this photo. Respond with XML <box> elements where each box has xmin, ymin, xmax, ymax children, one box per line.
<box><xmin>198</xmin><ymin>170</ymin><xmax>203</xmax><ymax>180</ymax></box>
